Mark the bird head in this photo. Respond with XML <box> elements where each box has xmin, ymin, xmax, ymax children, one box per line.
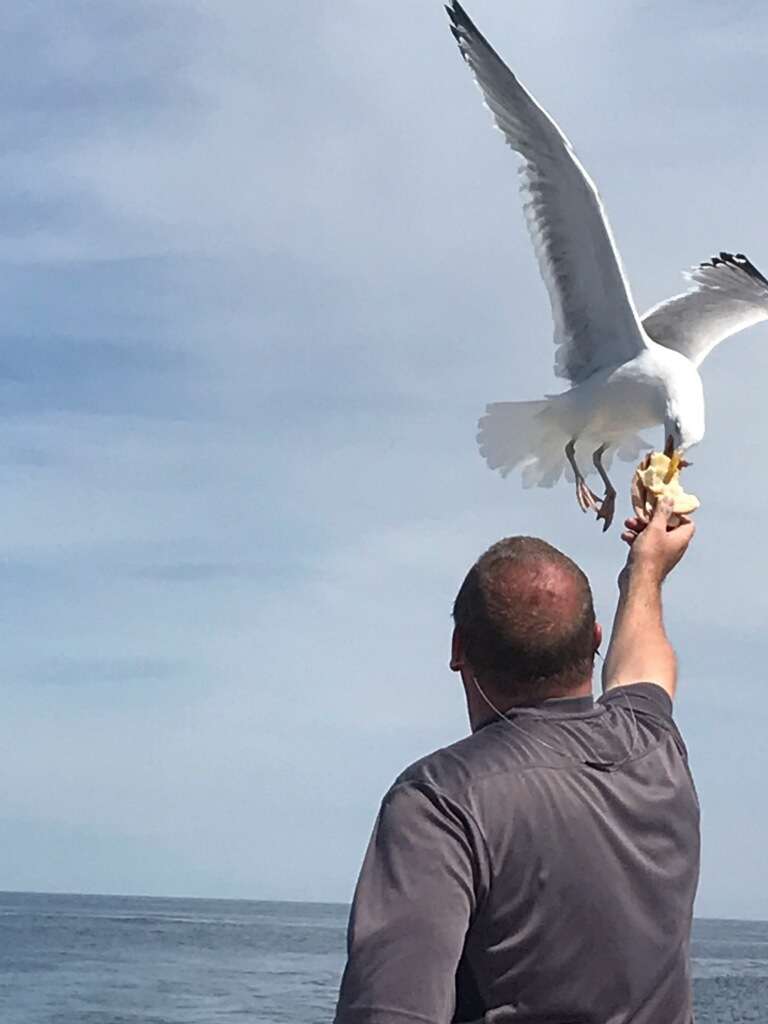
<box><xmin>664</xmin><ymin>402</ymin><xmax>704</xmax><ymax>456</ymax></box>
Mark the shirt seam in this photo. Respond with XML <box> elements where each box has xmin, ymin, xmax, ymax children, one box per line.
<box><xmin>599</xmin><ymin>680</ymin><xmax>674</xmax><ymax>714</ymax></box>
<box><xmin>387</xmin><ymin>779</ymin><xmax>493</xmax><ymax>914</ymax></box>
<box><xmin>434</xmin><ymin>733</ymin><xmax>684</xmax><ymax>786</ymax></box>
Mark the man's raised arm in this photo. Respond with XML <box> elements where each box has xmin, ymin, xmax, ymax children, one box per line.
<box><xmin>602</xmin><ymin>499</ymin><xmax>695</xmax><ymax>700</ymax></box>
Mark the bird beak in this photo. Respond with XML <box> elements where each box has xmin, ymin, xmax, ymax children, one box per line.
<box><xmin>663</xmin><ymin>434</ymin><xmax>684</xmax><ymax>481</ymax></box>
<box><xmin>664</xmin><ymin>451</ymin><xmax>682</xmax><ymax>483</ymax></box>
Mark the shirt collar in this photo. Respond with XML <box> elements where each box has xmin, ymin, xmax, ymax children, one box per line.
<box><xmin>474</xmin><ymin>692</ymin><xmax>600</xmax><ymax>732</ymax></box>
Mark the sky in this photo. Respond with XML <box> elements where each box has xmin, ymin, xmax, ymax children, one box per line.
<box><xmin>1</xmin><ymin>0</ymin><xmax>768</xmax><ymax>919</ymax></box>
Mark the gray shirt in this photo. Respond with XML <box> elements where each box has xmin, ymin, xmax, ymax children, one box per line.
<box><xmin>335</xmin><ymin>683</ymin><xmax>700</xmax><ymax>1024</ymax></box>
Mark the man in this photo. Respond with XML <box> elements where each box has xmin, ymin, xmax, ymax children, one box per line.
<box><xmin>334</xmin><ymin>501</ymin><xmax>699</xmax><ymax>1024</ymax></box>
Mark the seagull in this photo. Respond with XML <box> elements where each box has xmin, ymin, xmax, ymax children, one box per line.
<box><xmin>446</xmin><ymin>1</ymin><xmax>768</xmax><ymax>529</ymax></box>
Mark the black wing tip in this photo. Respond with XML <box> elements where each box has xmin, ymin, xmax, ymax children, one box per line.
<box><xmin>446</xmin><ymin>1</ymin><xmax>470</xmax><ymax>25</ymax></box>
<box><xmin>445</xmin><ymin>1</ymin><xmax>478</xmax><ymax>41</ymax></box>
<box><xmin>699</xmin><ymin>251</ymin><xmax>768</xmax><ymax>287</ymax></box>
<box><xmin>445</xmin><ymin>2</ymin><xmax>473</xmax><ymax>61</ymax></box>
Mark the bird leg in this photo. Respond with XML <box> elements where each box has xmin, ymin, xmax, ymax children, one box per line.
<box><xmin>565</xmin><ymin>440</ymin><xmax>599</xmax><ymax>513</ymax></box>
<box><xmin>592</xmin><ymin>444</ymin><xmax>616</xmax><ymax>532</ymax></box>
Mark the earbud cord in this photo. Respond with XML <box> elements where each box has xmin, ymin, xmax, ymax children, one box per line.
<box><xmin>471</xmin><ymin>655</ymin><xmax>639</xmax><ymax>769</ymax></box>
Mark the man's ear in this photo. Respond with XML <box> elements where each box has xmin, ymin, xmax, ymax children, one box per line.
<box><xmin>450</xmin><ymin>626</ymin><xmax>464</xmax><ymax>672</ymax></box>
<box><xmin>594</xmin><ymin>621</ymin><xmax>603</xmax><ymax>655</ymax></box>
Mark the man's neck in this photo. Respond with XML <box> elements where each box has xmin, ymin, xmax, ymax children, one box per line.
<box><xmin>463</xmin><ymin>672</ymin><xmax>593</xmax><ymax>731</ymax></box>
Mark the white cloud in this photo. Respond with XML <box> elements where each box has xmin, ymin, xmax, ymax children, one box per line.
<box><xmin>0</xmin><ymin>0</ymin><xmax>765</xmax><ymax>914</ymax></box>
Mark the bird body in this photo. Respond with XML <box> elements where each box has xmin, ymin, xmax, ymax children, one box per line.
<box><xmin>481</xmin><ymin>342</ymin><xmax>705</xmax><ymax>489</ymax></box>
<box><xmin>446</xmin><ymin>1</ymin><xmax>766</xmax><ymax>526</ymax></box>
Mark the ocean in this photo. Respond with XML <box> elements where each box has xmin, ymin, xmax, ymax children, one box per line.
<box><xmin>0</xmin><ymin>892</ymin><xmax>765</xmax><ymax>1023</ymax></box>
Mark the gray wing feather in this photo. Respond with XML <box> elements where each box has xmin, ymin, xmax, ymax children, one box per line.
<box><xmin>447</xmin><ymin>2</ymin><xmax>647</xmax><ymax>384</ymax></box>
<box><xmin>642</xmin><ymin>252</ymin><xmax>768</xmax><ymax>367</ymax></box>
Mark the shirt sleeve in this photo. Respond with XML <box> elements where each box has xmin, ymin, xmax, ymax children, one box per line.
<box><xmin>600</xmin><ymin>681</ymin><xmax>674</xmax><ymax>719</ymax></box>
<box><xmin>600</xmin><ymin>682</ymin><xmax>692</xmax><ymax>762</ymax></box>
<box><xmin>334</xmin><ymin>781</ymin><xmax>488</xmax><ymax>1024</ymax></box>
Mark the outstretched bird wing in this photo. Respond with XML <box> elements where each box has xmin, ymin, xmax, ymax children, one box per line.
<box><xmin>446</xmin><ymin>1</ymin><xmax>648</xmax><ymax>384</ymax></box>
<box><xmin>641</xmin><ymin>252</ymin><xmax>768</xmax><ymax>367</ymax></box>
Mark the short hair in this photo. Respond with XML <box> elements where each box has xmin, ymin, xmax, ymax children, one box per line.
<box><xmin>452</xmin><ymin>536</ymin><xmax>596</xmax><ymax>697</ymax></box>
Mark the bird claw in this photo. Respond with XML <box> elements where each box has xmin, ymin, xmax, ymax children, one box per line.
<box><xmin>576</xmin><ymin>480</ymin><xmax>600</xmax><ymax>513</ymax></box>
<box><xmin>595</xmin><ymin>491</ymin><xmax>616</xmax><ymax>532</ymax></box>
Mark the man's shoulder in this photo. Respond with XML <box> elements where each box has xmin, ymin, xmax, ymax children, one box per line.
<box><xmin>599</xmin><ymin>681</ymin><xmax>675</xmax><ymax>719</ymax></box>
<box><xmin>394</xmin><ymin>727</ymin><xmax>510</xmax><ymax>802</ymax></box>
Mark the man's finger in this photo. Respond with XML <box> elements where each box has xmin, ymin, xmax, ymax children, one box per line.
<box><xmin>676</xmin><ymin>521</ymin><xmax>696</xmax><ymax>542</ymax></box>
<box><xmin>623</xmin><ymin>517</ymin><xmax>644</xmax><ymax>531</ymax></box>
<box><xmin>649</xmin><ymin>498</ymin><xmax>673</xmax><ymax>528</ymax></box>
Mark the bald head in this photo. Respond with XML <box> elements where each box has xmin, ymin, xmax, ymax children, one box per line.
<box><xmin>452</xmin><ymin>537</ymin><xmax>597</xmax><ymax>698</ymax></box>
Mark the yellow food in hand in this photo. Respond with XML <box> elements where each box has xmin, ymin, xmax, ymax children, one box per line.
<box><xmin>631</xmin><ymin>452</ymin><xmax>700</xmax><ymax>522</ymax></box>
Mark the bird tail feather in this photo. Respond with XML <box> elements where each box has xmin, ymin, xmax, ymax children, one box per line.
<box><xmin>478</xmin><ymin>400</ymin><xmax>652</xmax><ymax>488</ymax></box>
<box><xmin>478</xmin><ymin>400</ymin><xmax>568</xmax><ymax>489</ymax></box>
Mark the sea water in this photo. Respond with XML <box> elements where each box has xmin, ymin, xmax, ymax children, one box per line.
<box><xmin>0</xmin><ymin>891</ymin><xmax>765</xmax><ymax>1022</ymax></box>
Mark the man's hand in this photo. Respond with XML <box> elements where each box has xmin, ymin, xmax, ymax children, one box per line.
<box><xmin>619</xmin><ymin>499</ymin><xmax>695</xmax><ymax>589</ymax></box>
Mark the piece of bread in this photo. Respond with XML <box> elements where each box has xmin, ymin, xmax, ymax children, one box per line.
<box><xmin>631</xmin><ymin>452</ymin><xmax>700</xmax><ymax>524</ymax></box>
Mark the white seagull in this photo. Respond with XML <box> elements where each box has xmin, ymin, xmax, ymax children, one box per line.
<box><xmin>447</xmin><ymin>1</ymin><xmax>768</xmax><ymax>529</ymax></box>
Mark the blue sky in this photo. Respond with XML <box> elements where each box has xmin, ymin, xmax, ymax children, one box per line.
<box><xmin>2</xmin><ymin>0</ymin><xmax>768</xmax><ymax>918</ymax></box>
